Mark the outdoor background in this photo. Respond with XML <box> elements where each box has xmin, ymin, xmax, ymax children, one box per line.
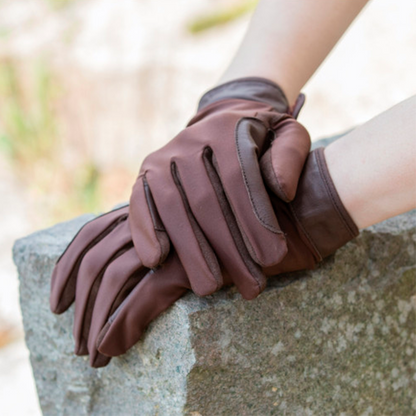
<box><xmin>0</xmin><ymin>0</ymin><xmax>415</xmax><ymax>414</ymax></box>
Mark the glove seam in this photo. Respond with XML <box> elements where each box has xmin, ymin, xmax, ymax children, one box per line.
<box><xmin>288</xmin><ymin>202</ymin><xmax>323</xmax><ymax>262</ymax></box>
<box><xmin>52</xmin><ymin>211</ymin><xmax>129</xmax><ymax>313</ymax></box>
<box><xmin>235</xmin><ymin>116</ymin><xmax>283</xmax><ymax>235</ymax></box>
<box><xmin>267</xmin><ymin>147</ymin><xmax>290</xmax><ymax>202</ymax></box>
<box><xmin>170</xmin><ymin>161</ymin><xmax>223</xmax><ymax>293</ymax></box>
<box><xmin>202</xmin><ymin>147</ymin><xmax>265</xmax><ymax>292</ymax></box>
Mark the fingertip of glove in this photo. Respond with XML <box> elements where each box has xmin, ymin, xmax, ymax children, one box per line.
<box><xmin>49</xmin><ymin>292</ymin><xmax>73</xmax><ymax>315</ymax></box>
<box><xmin>96</xmin><ymin>322</ymin><xmax>117</xmax><ymax>357</ymax></box>
<box><xmin>260</xmin><ymin>232</ymin><xmax>288</xmax><ymax>268</ymax></box>
<box><xmin>90</xmin><ymin>353</ymin><xmax>111</xmax><ymax>368</ymax></box>
<box><xmin>49</xmin><ymin>297</ymin><xmax>64</xmax><ymax>315</ymax></box>
<box><xmin>260</xmin><ymin>150</ymin><xmax>291</xmax><ymax>202</ymax></box>
<box><xmin>139</xmin><ymin>240</ymin><xmax>169</xmax><ymax>269</ymax></box>
<box><xmin>240</xmin><ymin>283</ymin><xmax>266</xmax><ymax>301</ymax></box>
<box><xmin>131</xmin><ymin>226</ymin><xmax>170</xmax><ymax>268</ymax></box>
<box><xmin>74</xmin><ymin>343</ymin><xmax>88</xmax><ymax>356</ymax></box>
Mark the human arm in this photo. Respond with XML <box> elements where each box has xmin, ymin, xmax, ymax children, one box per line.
<box><xmin>219</xmin><ymin>0</ymin><xmax>370</xmax><ymax>104</ymax></box>
<box><xmin>128</xmin><ymin>0</ymin><xmax>371</xmax><ymax>284</ymax></box>
<box><xmin>325</xmin><ymin>95</ymin><xmax>416</xmax><ymax>229</ymax></box>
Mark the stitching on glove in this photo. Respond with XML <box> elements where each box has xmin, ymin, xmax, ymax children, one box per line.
<box><xmin>78</xmin><ymin>242</ymin><xmax>134</xmax><ymax>353</ymax></box>
<box><xmin>55</xmin><ymin>213</ymin><xmax>128</xmax><ymax>313</ymax></box>
<box><xmin>288</xmin><ymin>201</ymin><xmax>323</xmax><ymax>262</ymax></box>
<box><xmin>203</xmin><ymin>147</ymin><xmax>265</xmax><ymax>294</ymax></box>
<box><xmin>266</xmin><ymin>146</ymin><xmax>290</xmax><ymax>202</ymax></box>
<box><xmin>55</xmin><ymin>207</ymin><xmax>128</xmax><ymax>264</ymax></box>
<box><xmin>235</xmin><ymin>117</ymin><xmax>282</xmax><ymax>234</ymax></box>
<box><xmin>142</xmin><ymin>175</ymin><xmax>166</xmax><ymax>232</ymax></box>
<box><xmin>170</xmin><ymin>161</ymin><xmax>222</xmax><ymax>292</ymax></box>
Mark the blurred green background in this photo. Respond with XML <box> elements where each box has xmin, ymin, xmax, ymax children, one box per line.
<box><xmin>0</xmin><ymin>0</ymin><xmax>258</xmax><ymax>227</ymax></box>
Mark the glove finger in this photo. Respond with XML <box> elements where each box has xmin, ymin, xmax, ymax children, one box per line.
<box><xmin>129</xmin><ymin>175</ymin><xmax>170</xmax><ymax>267</ymax></box>
<box><xmin>73</xmin><ymin>219</ymin><xmax>132</xmax><ymax>355</ymax></box>
<box><xmin>50</xmin><ymin>206</ymin><xmax>128</xmax><ymax>314</ymax></box>
<box><xmin>260</xmin><ymin>117</ymin><xmax>311</xmax><ymax>202</ymax></box>
<box><xmin>88</xmin><ymin>247</ymin><xmax>146</xmax><ymax>368</ymax></box>
<box><xmin>175</xmin><ymin>148</ymin><xmax>267</xmax><ymax>300</ymax></box>
<box><xmin>96</xmin><ymin>251</ymin><xmax>190</xmax><ymax>357</ymax></box>
<box><xmin>143</xmin><ymin>169</ymin><xmax>222</xmax><ymax>297</ymax></box>
<box><xmin>211</xmin><ymin>117</ymin><xmax>287</xmax><ymax>268</ymax></box>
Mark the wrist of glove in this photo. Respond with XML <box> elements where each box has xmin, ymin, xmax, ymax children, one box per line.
<box><xmin>262</xmin><ymin>146</ymin><xmax>359</xmax><ymax>276</ymax></box>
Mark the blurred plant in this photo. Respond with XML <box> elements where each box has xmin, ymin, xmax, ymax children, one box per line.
<box><xmin>73</xmin><ymin>161</ymin><xmax>101</xmax><ymax>215</ymax></box>
<box><xmin>0</xmin><ymin>59</ymin><xmax>56</xmax><ymax>164</ymax></box>
<box><xmin>0</xmin><ymin>58</ymin><xmax>103</xmax><ymax>225</ymax></box>
<box><xmin>44</xmin><ymin>0</ymin><xmax>77</xmax><ymax>10</ymax></box>
<box><xmin>187</xmin><ymin>0</ymin><xmax>258</xmax><ymax>34</ymax></box>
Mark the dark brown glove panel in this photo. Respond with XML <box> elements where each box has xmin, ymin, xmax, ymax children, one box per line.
<box><xmin>130</xmin><ymin>77</ymin><xmax>311</xmax><ymax>300</ymax></box>
<box><xmin>262</xmin><ymin>147</ymin><xmax>359</xmax><ymax>276</ymax></box>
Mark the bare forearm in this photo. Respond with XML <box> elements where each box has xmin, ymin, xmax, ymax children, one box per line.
<box><xmin>218</xmin><ymin>0</ymin><xmax>369</xmax><ymax>105</ymax></box>
<box><xmin>325</xmin><ymin>96</ymin><xmax>416</xmax><ymax>229</ymax></box>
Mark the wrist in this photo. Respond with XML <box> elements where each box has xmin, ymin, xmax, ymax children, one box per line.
<box><xmin>291</xmin><ymin>147</ymin><xmax>359</xmax><ymax>260</ymax></box>
<box><xmin>197</xmin><ymin>77</ymin><xmax>290</xmax><ymax>113</ymax></box>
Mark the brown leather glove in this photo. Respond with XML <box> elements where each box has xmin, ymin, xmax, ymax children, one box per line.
<box><xmin>50</xmin><ymin>206</ymin><xmax>191</xmax><ymax>368</ymax></box>
<box><xmin>50</xmin><ymin>146</ymin><xmax>358</xmax><ymax>368</ymax></box>
<box><xmin>129</xmin><ymin>77</ymin><xmax>310</xmax><ymax>300</ymax></box>
<box><xmin>261</xmin><ymin>146</ymin><xmax>359</xmax><ymax>276</ymax></box>
<box><xmin>99</xmin><ymin>147</ymin><xmax>359</xmax><ymax>362</ymax></box>
<box><xmin>50</xmin><ymin>77</ymin><xmax>311</xmax><ymax>367</ymax></box>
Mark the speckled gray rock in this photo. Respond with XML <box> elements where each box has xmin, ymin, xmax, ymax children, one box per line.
<box><xmin>13</xmin><ymin>195</ymin><xmax>416</xmax><ymax>414</ymax></box>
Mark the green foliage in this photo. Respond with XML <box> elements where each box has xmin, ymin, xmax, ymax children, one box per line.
<box><xmin>44</xmin><ymin>0</ymin><xmax>76</xmax><ymax>10</ymax></box>
<box><xmin>187</xmin><ymin>0</ymin><xmax>258</xmax><ymax>34</ymax></box>
<box><xmin>75</xmin><ymin>161</ymin><xmax>101</xmax><ymax>214</ymax></box>
<box><xmin>0</xmin><ymin>59</ymin><xmax>56</xmax><ymax>163</ymax></box>
<box><xmin>0</xmin><ymin>27</ymin><xmax>10</xmax><ymax>39</ymax></box>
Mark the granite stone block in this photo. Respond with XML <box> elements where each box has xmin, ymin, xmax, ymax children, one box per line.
<box><xmin>13</xmin><ymin>183</ymin><xmax>416</xmax><ymax>415</ymax></box>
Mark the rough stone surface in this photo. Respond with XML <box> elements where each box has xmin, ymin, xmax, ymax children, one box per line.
<box><xmin>13</xmin><ymin>189</ymin><xmax>416</xmax><ymax>414</ymax></box>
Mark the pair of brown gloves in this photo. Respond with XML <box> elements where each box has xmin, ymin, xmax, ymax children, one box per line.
<box><xmin>50</xmin><ymin>78</ymin><xmax>359</xmax><ymax>368</ymax></box>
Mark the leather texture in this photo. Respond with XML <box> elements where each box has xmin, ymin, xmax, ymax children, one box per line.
<box><xmin>129</xmin><ymin>77</ymin><xmax>311</xmax><ymax>300</ymax></box>
<box><xmin>262</xmin><ymin>147</ymin><xmax>359</xmax><ymax>275</ymax></box>
<box><xmin>50</xmin><ymin>145</ymin><xmax>359</xmax><ymax>368</ymax></box>
<box><xmin>50</xmin><ymin>205</ymin><xmax>190</xmax><ymax>367</ymax></box>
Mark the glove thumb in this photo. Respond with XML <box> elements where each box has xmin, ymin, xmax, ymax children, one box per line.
<box><xmin>260</xmin><ymin>117</ymin><xmax>311</xmax><ymax>202</ymax></box>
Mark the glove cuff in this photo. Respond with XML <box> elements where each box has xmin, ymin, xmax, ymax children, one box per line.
<box><xmin>197</xmin><ymin>77</ymin><xmax>291</xmax><ymax>114</ymax></box>
<box><xmin>290</xmin><ymin>147</ymin><xmax>359</xmax><ymax>261</ymax></box>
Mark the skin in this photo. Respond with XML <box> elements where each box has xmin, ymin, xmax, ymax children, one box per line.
<box><xmin>220</xmin><ymin>0</ymin><xmax>416</xmax><ymax>229</ymax></box>
<box><xmin>219</xmin><ymin>0</ymin><xmax>370</xmax><ymax>104</ymax></box>
<box><xmin>325</xmin><ymin>96</ymin><xmax>416</xmax><ymax>229</ymax></box>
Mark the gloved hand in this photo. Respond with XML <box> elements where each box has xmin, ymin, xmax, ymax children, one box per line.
<box><xmin>50</xmin><ymin>205</ymin><xmax>191</xmax><ymax>368</ymax></box>
<box><xmin>100</xmin><ymin>146</ymin><xmax>359</xmax><ymax>362</ymax></box>
<box><xmin>50</xmin><ymin>146</ymin><xmax>359</xmax><ymax>368</ymax></box>
<box><xmin>129</xmin><ymin>77</ymin><xmax>310</xmax><ymax>300</ymax></box>
<box><xmin>50</xmin><ymin>77</ymin><xmax>311</xmax><ymax>367</ymax></box>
